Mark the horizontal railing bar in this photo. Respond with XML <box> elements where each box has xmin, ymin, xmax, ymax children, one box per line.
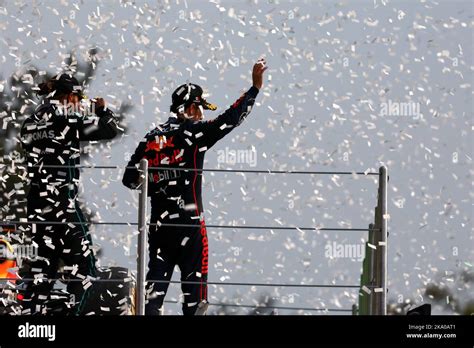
<box><xmin>1</xmin><ymin>163</ymin><xmax>379</xmax><ymax>176</ymax></box>
<box><xmin>3</xmin><ymin>220</ymin><xmax>379</xmax><ymax>232</ymax></box>
<box><xmin>3</xmin><ymin>277</ymin><xmax>375</xmax><ymax>289</ymax></box>
<box><xmin>163</xmin><ymin>299</ymin><xmax>353</xmax><ymax>312</ymax></box>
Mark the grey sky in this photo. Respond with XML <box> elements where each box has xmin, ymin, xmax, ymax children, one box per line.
<box><xmin>0</xmin><ymin>0</ymin><xmax>472</xmax><ymax>314</ymax></box>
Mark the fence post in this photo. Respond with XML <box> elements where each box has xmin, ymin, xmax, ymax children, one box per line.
<box><xmin>374</xmin><ymin>166</ymin><xmax>388</xmax><ymax>315</ymax></box>
<box><xmin>136</xmin><ymin>158</ymin><xmax>148</xmax><ymax>315</ymax></box>
<box><xmin>352</xmin><ymin>303</ymin><xmax>358</xmax><ymax>316</ymax></box>
<box><xmin>359</xmin><ymin>223</ymin><xmax>376</xmax><ymax>315</ymax></box>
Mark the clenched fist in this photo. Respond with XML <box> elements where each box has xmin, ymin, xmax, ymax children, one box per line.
<box><xmin>252</xmin><ymin>58</ymin><xmax>268</xmax><ymax>90</ymax></box>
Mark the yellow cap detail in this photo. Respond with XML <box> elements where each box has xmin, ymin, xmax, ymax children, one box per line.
<box><xmin>205</xmin><ymin>102</ymin><xmax>218</xmax><ymax>111</ymax></box>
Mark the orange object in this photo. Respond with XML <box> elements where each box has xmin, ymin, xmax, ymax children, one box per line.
<box><xmin>0</xmin><ymin>238</ymin><xmax>17</xmax><ymax>280</ymax></box>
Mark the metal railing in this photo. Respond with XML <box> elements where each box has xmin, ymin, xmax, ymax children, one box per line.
<box><xmin>357</xmin><ymin>166</ymin><xmax>388</xmax><ymax>315</ymax></box>
<box><xmin>0</xmin><ymin>162</ymin><xmax>388</xmax><ymax>315</ymax></box>
<box><xmin>136</xmin><ymin>159</ymin><xmax>148</xmax><ymax>315</ymax></box>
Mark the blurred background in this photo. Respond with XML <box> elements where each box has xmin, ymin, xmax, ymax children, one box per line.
<box><xmin>0</xmin><ymin>0</ymin><xmax>472</xmax><ymax>314</ymax></box>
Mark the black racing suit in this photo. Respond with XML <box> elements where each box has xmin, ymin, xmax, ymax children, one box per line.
<box><xmin>122</xmin><ymin>86</ymin><xmax>259</xmax><ymax>315</ymax></box>
<box><xmin>19</xmin><ymin>100</ymin><xmax>118</xmax><ymax>315</ymax></box>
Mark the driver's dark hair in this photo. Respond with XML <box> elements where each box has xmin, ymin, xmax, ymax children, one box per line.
<box><xmin>37</xmin><ymin>80</ymin><xmax>54</xmax><ymax>96</ymax></box>
<box><xmin>37</xmin><ymin>79</ymin><xmax>69</xmax><ymax>99</ymax></box>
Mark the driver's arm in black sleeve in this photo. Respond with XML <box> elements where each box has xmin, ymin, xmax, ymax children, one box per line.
<box><xmin>186</xmin><ymin>86</ymin><xmax>259</xmax><ymax>150</ymax></box>
<box><xmin>78</xmin><ymin>106</ymin><xmax>119</xmax><ymax>141</ymax></box>
<box><xmin>122</xmin><ymin>136</ymin><xmax>148</xmax><ymax>189</ymax></box>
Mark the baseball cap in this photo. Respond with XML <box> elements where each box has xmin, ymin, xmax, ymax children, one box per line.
<box><xmin>170</xmin><ymin>83</ymin><xmax>217</xmax><ymax>114</ymax></box>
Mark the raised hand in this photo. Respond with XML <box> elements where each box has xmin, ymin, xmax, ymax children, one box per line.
<box><xmin>252</xmin><ymin>58</ymin><xmax>268</xmax><ymax>90</ymax></box>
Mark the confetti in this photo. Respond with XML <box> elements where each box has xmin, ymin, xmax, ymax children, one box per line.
<box><xmin>0</xmin><ymin>0</ymin><xmax>470</xmax><ymax>317</ymax></box>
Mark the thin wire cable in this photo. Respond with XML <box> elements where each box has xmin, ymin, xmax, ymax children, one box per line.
<box><xmin>4</xmin><ymin>220</ymin><xmax>379</xmax><ymax>232</ymax></box>
<box><xmin>145</xmin><ymin>279</ymin><xmax>368</xmax><ymax>288</ymax></box>
<box><xmin>1</xmin><ymin>277</ymin><xmax>375</xmax><ymax>289</ymax></box>
<box><xmin>6</xmin><ymin>163</ymin><xmax>380</xmax><ymax>176</ymax></box>
<box><xmin>162</xmin><ymin>300</ymin><xmax>353</xmax><ymax>312</ymax></box>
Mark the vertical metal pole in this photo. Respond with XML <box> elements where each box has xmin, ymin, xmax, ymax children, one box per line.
<box><xmin>358</xmin><ymin>223</ymin><xmax>375</xmax><ymax>315</ymax></box>
<box><xmin>379</xmin><ymin>166</ymin><xmax>388</xmax><ymax>315</ymax></box>
<box><xmin>352</xmin><ymin>304</ymin><xmax>358</xmax><ymax>316</ymax></box>
<box><xmin>136</xmin><ymin>158</ymin><xmax>148</xmax><ymax>315</ymax></box>
<box><xmin>368</xmin><ymin>223</ymin><xmax>375</xmax><ymax>315</ymax></box>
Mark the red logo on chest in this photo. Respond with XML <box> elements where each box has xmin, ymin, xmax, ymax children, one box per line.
<box><xmin>145</xmin><ymin>136</ymin><xmax>175</xmax><ymax>152</ymax></box>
